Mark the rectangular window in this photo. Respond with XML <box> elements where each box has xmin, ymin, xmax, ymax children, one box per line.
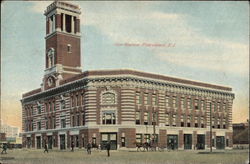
<box><xmin>165</xmin><ymin>114</ymin><xmax>169</xmax><ymax>126</ymax></box>
<box><xmin>136</xmin><ymin>92</ymin><xmax>142</xmax><ymax>104</ymax></box>
<box><xmin>181</xmin><ymin>98</ymin><xmax>185</xmax><ymax>109</ymax></box>
<box><xmin>144</xmin><ymin>112</ymin><xmax>149</xmax><ymax>125</ymax></box>
<box><xmin>37</xmin><ymin>122</ymin><xmax>41</xmax><ymax>130</ymax></box>
<box><xmin>61</xmin><ymin>119</ymin><xmax>66</xmax><ymax>128</ymax></box>
<box><xmin>187</xmin><ymin>116</ymin><xmax>191</xmax><ymax>127</ymax></box>
<box><xmin>187</xmin><ymin>98</ymin><xmax>191</xmax><ymax>109</ymax></box>
<box><xmin>152</xmin><ymin>112</ymin><xmax>158</xmax><ymax>125</ymax></box>
<box><xmin>217</xmin><ymin>102</ymin><xmax>221</xmax><ymax>111</ymax></box>
<box><xmin>173</xmin><ymin>96</ymin><xmax>177</xmax><ymax>108</ymax></box>
<box><xmin>53</xmin><ymin>101</ymin><xmax>56</xmax><ymax>111</ymax></box>
<box><xmin>172</xmin><ymin>114</ymin><xmax>176</xmax><ymax>126</ymax></box>
<box><xmin>181</xmin><ymin>115</ymin><xmax>184</xmax><ymax>127</ymax></box>
<box><xmin>102</xmin><ymin>112</ymin><xmax>116</xmax><ymax>125</ymax></box>
<box><xmin>152</xmin><ymin>94</ymin><xmax>157</xmax><ymax>106</ymax></box>
<box><xmin>81</xmin><ymin>93</ymin><xmax>84</xmax><ymax>106</ymax></box>
<box><xmin>72</xmin><ymin>115</ymin><xmax>75</xmax><ymax>127</ymax></box>
<box><xmin>121</xmin><ymin>137</ymin><xmax>125</xmax><ymax>147</ymax></box>
<box><xmin>217</xmin><ymin>124</ymin><xmax>221</xmax><ymax>129</ymax></box>
<box><xmin>222</xmin><ymin>103</ymin><xmax>226</xmax><ymax>111</ymax></box>
<box><xmin>194</xmin><ymin>99</ymin><xmax>199</xmax><ymax>110</ymax></box>
<box><xmin>77</xmin><ymin>114</ymin><xmax>80</xmax><ymax>126</ymax></box>
<box><xmin>50</xmin><ymin>102</ymin><xmax>52</xmax><ymax>112</ymax></box>
<box><xmin>135</xmin><ymin>111</ymin><xmax>141</xmax><ymax>125</ymax></box>
<box><xmin>76</xmin><ymin>95</ymin><xmax>79</xmax><ymax>106</ymax></box>
<box><xmin>46</xmin><ymin>120</ymin><xmax>48</xmax><ymax>129</ymax></box>
<box><xmin>71</xmin><ymin>96</ymin><xmax>74</xmax><ymax>107</ymax></box>
<box><xmin>201</xmin><ymin>100</ymin><xmax>205</xmax><ymax>110</ymax></box>
<box><xmin>67</xmin><ymin>44</ymin><xmax>72</xmax><ymax>53</ymax></box>
<box><xmin>53</xmin><ymin>117</ymin><xmax>56</xmax><ymax>129</ymax></box>
<box><xmin>60</xmin><ymin>100</ymin><xmax>65</xmax><ymax>110</ymax></box>
<box><xmin>166</xmin><ymin>96</ymin><xmax>170</xmax><ymax>107</ymax></box>
<box><xmin>82</xmin><ymin>112</ymin><xmax>85</xmax><ymax>126</ymax></box>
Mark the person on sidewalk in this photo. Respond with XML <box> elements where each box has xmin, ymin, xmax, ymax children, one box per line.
<box><xmin>106</xmin><ymin>141</ymin><xmax>111</xmax><ymax>157</ymax></box>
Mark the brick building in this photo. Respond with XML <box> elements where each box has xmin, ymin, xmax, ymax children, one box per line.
<box><xmin>21</xmin><ymin>1</ymin><xmax>234</xmax><ymax>150</ymax></box>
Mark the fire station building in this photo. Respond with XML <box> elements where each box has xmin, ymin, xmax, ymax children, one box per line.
<box><xmin>21</xmin><ymin>1</ymin><xmax>234</xmax><ymax>150</ymax></box>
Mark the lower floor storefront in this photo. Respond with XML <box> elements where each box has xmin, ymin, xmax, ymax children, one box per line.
<box><xmin>22</xmin><ymin>127</ymin><xmax>233</xmax><ymax>150</ymax></box>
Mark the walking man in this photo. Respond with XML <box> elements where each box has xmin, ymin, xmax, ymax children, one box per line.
<box><xmin>106</xmin><ymin>141</ymin><xmax>111</xmax><ymax>157</ymax></box>
<box><xmin>71</xmin><ymin>141</ymin><xmax>75</xmax><ymax>152</ymax></box>
<box><xmin>87</xmin><ymin>141</ymin><xmax>92</xmax><ymax>155</ymax></box>
<box><xmin>44</xmin><ymin>142</ymin><xmax>48</xmax><ymax>153</ymax></box>
<box><xmin>1</xmin><ymin>144</ymin><xmax>7</xmax><ymax>154</ymax></box>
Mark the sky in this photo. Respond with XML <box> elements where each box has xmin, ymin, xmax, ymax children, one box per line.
<box><xmin>1</xmin><ymin>1</ymin><xmax>249</xmax><ymax>131</ymax></box>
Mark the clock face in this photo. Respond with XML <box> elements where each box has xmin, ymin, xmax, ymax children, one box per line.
<box><xmin>47</xmin><ymin>77</ymin><xmax>54</xmax><ymax>87</ymax></box>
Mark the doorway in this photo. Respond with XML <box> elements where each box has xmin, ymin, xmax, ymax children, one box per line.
<box><xmin>216</xmin><ymin>136</ymin><xmax>225</xmax><ymax>149</ymax></box>
<box><xmin>36</xmin><ymin>136</ymin><xmax>41</xmax><ymax>149</ymax></box>
<box><xmin>60</xmin><ymin>134</ymin><xmax>66</xmax><ymax>150</ymax></box>
<box><xmin>167</xmin><ymin>135</ymin><xmax>178</xmax><ymax>150</ymax></box>
<box><xmin>101</xmin><ymin>133</ymin><xmax>117</xmax><ymax>150</ymax></box>
<box><xmin>184</xmin><ymin>134</ymin><xmax>192</xmax><ymax>149</ymax></box>
<box><xmin>48</xmin><ymin>136</ymin><xmax>53</xmax><ymax>149</ymax></box>
<box><xmin>197</xmin><ymin>135</ymin><xmax>205</xmax><ymax>150</ymax></box>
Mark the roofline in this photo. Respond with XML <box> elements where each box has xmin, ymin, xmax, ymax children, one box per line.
<box><xmin>22</xmin><ymin>68</ymin><xmax>233</xmax><ymax>98</ymax></box>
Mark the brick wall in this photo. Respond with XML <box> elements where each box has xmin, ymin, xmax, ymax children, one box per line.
<box><xmin>118</xmin><ymin>128</ymin><xmax>136</xmax><ymax>148</ymax></box>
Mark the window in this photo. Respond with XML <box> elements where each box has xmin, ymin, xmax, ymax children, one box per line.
<box><xmin>165</xmin><ymin>114</ymin><xmax>169</xmax><ymax>126</ymax></box>
<box><xmin>72</xmin><ymin>115</ymin><xmax>76</xmax><ymax>127</ymax></box>
<box><xmin>152</xmin><ymin>94</ymin><xmax>157</xmax><ymax>106</ymax></box>
<box><xmin>223</xmin><ymin>119</ymin><xmax>226</xmax><ymax>129</ymax></box>
<box><xmin>181</xmin><ymin>98</ymin><xmax>185</xmax><ymax>109</ymax></box>
<box><xmin>217</xmin><ymin>124</ymin><xmax>220</xmax><ymax>129</ymax></box>
<box><xmin>49</xmin><ymin>102</ymin><xmax>52</xmax><ymax>112</ymax></box>
<box><xmin>102</xmin><ymin>92</ymin><xmax>116</xmax><ymax>104</ymax></box>
<box><xmin>201</xmin><ymin>100</ymin><xmax>205</xmax><ymax>110</ymax></box>
<box><xmin>67</xmin><ymin>44</ymin><xmax>72</xmax><ymax>53</ymax></box>
<box><xmin>60</xmin><ymin>100</ymin><xmax>65</xmax><ymax>110</ymax></box>
<box><xmin>136</xmin><ymin>134</ymin><xmax>142</xmax><ymax>143</ymax></box>
<box><xmin>173</xmin><ymin>96</ymin><xmax>177</xmax><ymax>108</ymax></box>
<box><xmin>195</xmin><ymin>117</ymin><xmax>198</xmax><ymax>127</ymax></box>
<box><xmin>201</xmin><ymin>117</ymin><xmax>205</xmax><ymax>128</ymax></box>
<box><xmin>136</xmin><ymin>92</ymin><xmax>142</xmax><ymax>104</ymax></box>
<box><xmin>144</xmin><ymin>112</ymin><xmax>149</xmax><ymax>125</ymax></box>
<box><xmin>172</xmin><ymin>114</ymin><xmax>176</xmax><ymax>126</ymax></box>
<box><xmin>226</xmin><ymin>139</ymin><xmax>229</xmax><ymax>147</ymax></box>
<box><xmin>76</xmin><ymin>114</ymin><xmax>80</xmax><ymax>126</ymax></box>
<box><xmin>180</xmin><ymin>115</ymin><xmax>184</xmax><ymax>127</ymax></box>
<box><xmin>45</xmin><ymin>120</ymin><xmax>48</xmax><ymax>129</ymax></box>
<box><xmin>71</xmin><ymin>96</ymin><xmax>74</xmax><ymax>107</ymax></box>
<box><xmin>82</xmin><ymin>112</ymin><xmax>85</xmax><ymax>126</ymax></box>
<box><xmin>53</xmin><ymin>117</ymin><xmax>56</xmax><ymax>129</ymax></box>
<box><xmin>61</xmin><ymin>118</ymin><xmax>66</xmax><ymax>128</ymax></box>
<box><xmin>222</xmin><ymin>103</ymin><xmax>226</xmax><ymax>111</ymax></box>
<box><xmin>54</xmin><ymin>101</ymin><xmax>56</xmax><ymax>111</ymax></box>
<box><xmin>102</xmin><ymin>112</ymin><xmax>116</xmax><ymax>125</ymax></box>
<box><xmin>76</xmin><ymin>95</ymin><xmax>79</xmax><ymax>106</ymax></box>
<box><xmin>144</xmin><ymin>93</ymin><xmax>149</xmax><ymax>105</ymax></box>
<box><xmin>214</xmin><ymin>102</ymin><xmax>217</xmax><ymax>111</ymax></box>
<box><xmin>217</xmin><ymin>102</ymin><xmax>221</xmax><ymax>111</ymax></box>
<box><xmin>37</xmin><ymin>122</ymin><xmax>41</xmax><ymax>130</ymax></box>
<box><xmin>144</xmin><ymin>134</ymin><xmax>150</xmax><ymax>143</ymax></box>
<box><xmin>187</xmin><ymin>98</ymin><xmax>191</xmax><ymax>109</ymax></box>
<box><xmin>135</xmin><ymin>111</ymin><xmax>141</xmax><ymax>125</ymax></box>
<box><xmin>166</xmin><ymin>96</ymin><xmax>170</xmax><ymax>107</ymax></box>
<box><xmin>121</xmin><ymin>137</ymin><xmax>125</xmax><ymax>147</ymax></box>
<box><xmin>81</xmin><ymin>93</ymin><xmax>84</xmax><ymax>106</ymax></box>
<box><xmin>194</xmin><ymin>99</ymin><xmax>199</xmax><ymax>110</ymax></box>
<box><xmin>187</xmin><ymin>116</ymin><xmax>191</xmax><ymax>127</ymax></box>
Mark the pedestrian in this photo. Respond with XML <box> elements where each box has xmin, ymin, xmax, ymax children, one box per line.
<box><xmin>71</xmin><ymin>141</ymin><xmax>75</xmax><ymax>152</ymax></box>
<box><xmin>44</xmin><ymin>142</ymin><xmax>48</xmax><ymax>153</ymax></box>
<box><xmin>1</xmin><ymin>144</ymin><xmax>7</xmax><ymax>154</ymax></box>
<box><xmin>87</xmin><ymin>141</ymin><xmax>92</xmax><ymax>155</ymax></box>
<box><xmin>106</xmin><ymin>141</ymin><xmax>111</xmax><ymax>157</ymax></box>
<box><xmin>98</xmin><ymin>144</ymin><xmax>101</xmax><ymax>152</ymax></box>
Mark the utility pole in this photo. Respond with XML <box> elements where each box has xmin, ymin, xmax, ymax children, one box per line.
<box><xmin>210</xmin><ymin>102</ymin><xmax>212</xmax><ymax>153</ymax></box>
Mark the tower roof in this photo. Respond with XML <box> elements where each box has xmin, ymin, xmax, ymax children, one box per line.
<box><xmin>44</xmin><ymin>1</ymin><xmax>81</xmax><ymax>16</ymax></box>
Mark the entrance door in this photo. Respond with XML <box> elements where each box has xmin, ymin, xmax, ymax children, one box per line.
<box><xmin>27</xmin><ymin>137</ymin><xmax>31</xmax><ymax>148</ymax></box>
<box><xmin>48</xmin><ymin>136</ymin><xmax>53</xmax><ymax>149</ymax></box>
<box><xmin>197</xmin><ymin>135</ymin><xmax>205</xmax><ymax>150</ymax></box>
<box><xmin>60</xmin><ymin>135</ymin><xmax>65</xmax><ymax>150</ymax></box>
<box><xmin>167</xmin><ymin>135</ymin><xmax>178</xmax><ymax>150</ymax></box>
<box><xmin>216</xmin><ymin>136</ymin><xmax>225</xmax><ymax>149</ymax></box>
<box><xmin>101</xmin><ymin>133</ymin><xmax>117</xmax><ymax>150</ymax></box>
<box><xmin>184</xmin><ymin>134</ymin><xmax>192</xmax><ymax>149</ymax></box>
<box><xmin>36</xmin><ymin>136</ymin><xmax>41</xmax><ymax>149</ymax></box>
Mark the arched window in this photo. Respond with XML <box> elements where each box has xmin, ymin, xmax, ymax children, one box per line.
<box><xmin>102</xmin><ymin>92</ymin><xmax>116</xmax><ymax>105</ymax></box>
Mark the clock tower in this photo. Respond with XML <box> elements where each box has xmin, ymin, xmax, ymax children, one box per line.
<box><xmin>43</xmin><ymin>1</ymin><xmax>82</xmax><ymax>90</ymax></box>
